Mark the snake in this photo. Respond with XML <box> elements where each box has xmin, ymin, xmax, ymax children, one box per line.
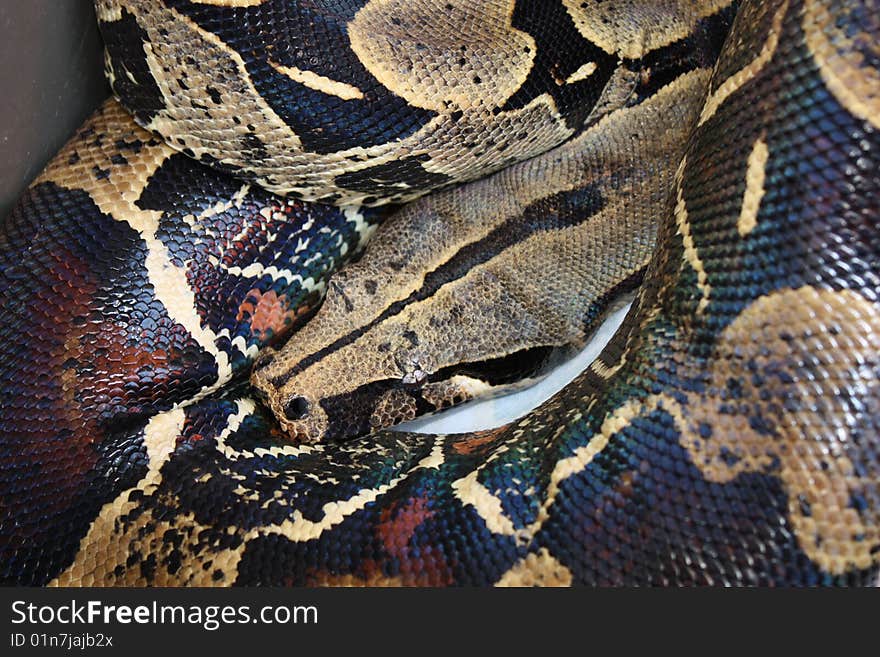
<box><xmin>1</xmin><ymin>0</ymin><xmax>878</xmax><ymax>586</ymax></box>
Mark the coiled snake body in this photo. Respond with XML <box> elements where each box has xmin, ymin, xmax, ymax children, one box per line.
<box><xmin>1</xmin><ymin>0</ymin><xmax>879</xmax><ymax>586</ymax></box>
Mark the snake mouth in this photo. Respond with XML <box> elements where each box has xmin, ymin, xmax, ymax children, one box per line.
<box><xmin>255</xmin><ymin>344</ymin><xmax>569</xmax><ymax>442</ymax></box>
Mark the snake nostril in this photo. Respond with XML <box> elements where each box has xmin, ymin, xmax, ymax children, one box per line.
<box><xmin>283</xmin><ymin>396</ymin><xmax>310</xmax><ymax>421</ymax></box>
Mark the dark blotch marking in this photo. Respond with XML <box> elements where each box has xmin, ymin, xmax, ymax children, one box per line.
<box><xmin>623</xmin><ymin>7</ymin><xmax>738</xmax><ymax>104</ymax></box>
<box><xmin>798</xmin><ymin>494</ymin><xmax>813</xmax><ymax>517</ymax></box>
<box><xmin>502</xmin><ymin>1</ymin><xmax>616</xmax><ymax>129</ymax></box>
<box><xmin>335</xmin><ymin>154</ymin><xmax>452</xmax><ymax>199</ymax></box>
<box><xmin>242</xmin><ymin>133</ymin><xmax>269</xmax><ymax>161</ymax></box>
<box><xmin>719</xmin><ymin>447</ymin><xmax>740</xmax><ymax>467</ymax></box>
<box><xmin>115</xmin><ymin>138</ymin><xmax>145</xmax><ymax>153</ymax></box>
<box><xmin>100</xmin><ymin>8</ymin><xmax>166</xmax><ymax>125</ymax></box>
<box><xmin>139</xmin><ymin>553</ymin><xmax>157</xmax><ymax>581</ymax></box>
<box><xmin>330</xmin><ymin>281</ymin><xmax>355</xmax><ymax>312</ymax></box>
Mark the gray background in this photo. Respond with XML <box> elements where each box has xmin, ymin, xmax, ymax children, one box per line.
<box><xmin>0</xmin><ymin>0</ymin><xmax>109</xmax><ymax>218</ymax></box>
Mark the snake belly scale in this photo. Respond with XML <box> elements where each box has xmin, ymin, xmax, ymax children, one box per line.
<box><xmin>0</xmin><ymin>0</ymin><xmax>878</xmax><ymax>586</ymax></box>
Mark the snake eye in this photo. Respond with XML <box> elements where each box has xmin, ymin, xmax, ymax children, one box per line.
<box><xmin>283</xmin><ymin>396</ymin><xmax>310</xmax><ymax>421</ymax></box>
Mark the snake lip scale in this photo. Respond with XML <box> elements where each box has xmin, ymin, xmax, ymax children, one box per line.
<box><xmin>0</xmin><ymin>0</ymin><xmax>878</xmax><ymax>587</ymax></box>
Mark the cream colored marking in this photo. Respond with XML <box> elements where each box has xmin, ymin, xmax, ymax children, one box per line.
<box><xmin>344</xmin><ymin>206</ymin><xmax>378</xmax><ymax>245</ymax></box>
<box><xmin>188</xmin><ymin>183</ymin><xmax>251</xmax><ymax>227</ymax></box>
<box><xmin>674</xmin><ymin>156</ymin><xmax>711</xmax><ymax>313</ymax></box>
<box><xmin>224</xmin><ymin>262</ymin><xmax>322</xmax><ymax>289</ymax></box>
<box><xmin>451</xmin><ymin>470</ymin><xmax>518</xmax><ymax>537</ymax></box>
<box><xmin>215</xmin><ymin>190</ymin><xmax>259</xmax><ymax>244</ymax></box>
<box><xmin>230</xmin><ymin>335</ymin><xmax>261</xmax><ymax>360</ymax></box>
<box><xmin>420</xmin><ymin>434</ymin><xmax>526</xmax><ymax>543</ymax></box>
<box><xmin>418</xmin><ymin>435</ymin><xmax>447</xmax><ymax>470</ymax></box>
<box><xmin>142</xmin><ymin>244</ymin><xmax>234</xmax><ymax>388</ymax></box>
<box><xmin>495</xmin><ymin>548</ymin><xmax>572</xmax><ymax>587</ymax></box>
<box><xmin>94</xmin><ymin>2</ymin><xmax>122</xmax><ymax>22</ymax></box>
<box><xmin>589</xmin><ymin>359</ymin><xmax>619</xmax><ymax>379</ymax></box>
<box><xmin>528</xmin><ymin>398</ymin><xmax>648</xmax><ymax>532</ymax></box>
<box><xmin>445</xmin><ymin>375</ymin><xmax>496</xmax><ymax>398</ymax></box>
<box><xmin>585</xmin><ymin>301</ymin><xmax>644</xmax><ymax>380</ymax></box>
<box><xmin>737</xmin><ymin>137</ymin><xmax>768</xmax><ymax>236</ymax></box>
<box><xmin>562</xmin><ymin>0</ymin><xmax>734</xmax><ymax>59</ymax></box>
<box><xmin>209</xmin><ymin>399</ymin><xmax>253</xmax><ymax>452</ymax></box>
<box><xmin>348</xmin><ymin>0</ymin><xmax>535</xmax><ymax>111</ymax></box>
<box><xmin>565</xmin><ymin>62</ymin><xmax>598</xmax><ymax>85</ymax></box>
<box><xmin>802</xmin><ymin>0</ymin><xmax>880</xmax><ymax>130</ymax></box>
<box><xmin>268</xmin><ymin>60</ymin><xmax>364</xmax><ymax>101</ymax></box>
<box><xmin>698</xmin><ymin>0</ymin><xmax>789</xmax><ymax>126</ymax></box>
<box><xmin>50</xmin><ymin>409</ymin><xmax>186</xmax><ymax>586</ymax></box>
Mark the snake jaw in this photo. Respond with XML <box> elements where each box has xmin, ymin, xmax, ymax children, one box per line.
<box><xmin>251</xmin><ymin>338</ymin><xmax>447</xmax><ymax>442</ymax></box>
<box><xmin>260</xmin><ymin>374</ymin><xmax>429</xmax><ymax>444</ymax></box>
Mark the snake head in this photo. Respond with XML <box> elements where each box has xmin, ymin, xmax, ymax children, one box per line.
<box><xmin>247</xmin><ymin>107</ymin><xmax>670</xmax><ymax>443</ymax></box>
<box><xmin>248</xmin><ymin>239</ymin><xmax>568</xmax><ymax>443</ymax></box>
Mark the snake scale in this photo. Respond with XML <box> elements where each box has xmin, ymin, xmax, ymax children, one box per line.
<box><xmin>1</xmin><ymin>0</ymin><xmax>878</xmax><ymax>586</ymax></box>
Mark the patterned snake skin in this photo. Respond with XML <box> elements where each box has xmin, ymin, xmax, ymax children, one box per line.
<box><xmin>1</xmin><ymin>0</ymin><xmax>879</xmax><ymax>586</ymax></box>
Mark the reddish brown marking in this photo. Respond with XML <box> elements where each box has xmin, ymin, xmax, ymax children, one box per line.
<box><xmin>368</xmin><ymin>495</ymin><xmax>454</xmax><ymax>585</ymax></box>
<box><xmin>450</xmin><ymin>427</ymin><xmax>508</xmax><ymax>455</ymax></box>
<box><xmin>377</xmin><ymin>496</ymin><xmax>432</xmax><ymax>558</ymax></box>
<box><xmin>236</xmin><ymin>288</ymin><xmax>320</xmax><ymax>340</ymax></box>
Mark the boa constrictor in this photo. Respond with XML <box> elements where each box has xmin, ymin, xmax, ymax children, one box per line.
<box><xmin>1</xmin><ymin>0</ymin><xmax>878</xmax><ymax>586</ymax></box>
